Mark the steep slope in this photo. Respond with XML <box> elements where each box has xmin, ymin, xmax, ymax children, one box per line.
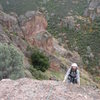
<box><xmin>0</xmin><ymin>6</ymin><xmax>83</xmax><ymax>81</ymax></box>
<box><xmin>0</xmin><ymin>2</ymin><xmax>99</xmax><ymax>88</ymax></box>
<box><xmin>0</xmin><ymin>78</ymin><xmax>100</xmax><ymax>100</ymax></box>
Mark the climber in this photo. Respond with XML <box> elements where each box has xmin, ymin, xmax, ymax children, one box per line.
<box><xmin>63</xmin><ymin>63</ymin><xmax>80</xmax><ymax>85</ymax></box>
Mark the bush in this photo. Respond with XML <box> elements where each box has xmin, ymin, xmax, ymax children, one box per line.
<box><xmin>31</xmin><ymin>49</ymin><xmax>50</xmax><ymax>72</ymax></box>
<box><xmin>30</xmin><ymin>66</ymin><xmax>48</xmax><ymax>80</ymax></box>
<box><xmin>0</xmin><ymin>43</ymin><xmax>24</xmax><ymax>80</ymax></box>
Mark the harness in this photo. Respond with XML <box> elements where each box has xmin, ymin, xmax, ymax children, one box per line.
<box><xmin>68</xmin><ymin>68</ymin><xmax>77</xmax><ymax>84</ymax></box>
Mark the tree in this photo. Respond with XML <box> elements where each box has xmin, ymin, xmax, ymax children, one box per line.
<box><xmin>0</xmin><ymin>43</ymin><xmax>24</xmax><ymax>80</ymax></box>
<box><xmin>31</xmin><ymin>49</ymin><xmax>50</xmax><ymax>72</ymax></box>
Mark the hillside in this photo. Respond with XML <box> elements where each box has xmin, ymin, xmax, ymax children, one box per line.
<box><xmin>0</xmin><ymin>0</ymin><xmax>87</xmax><ymax>15</ymax></box>
<box><xmin>0</xmin><ymin>0</ymin><xmax>88</xmax><ymax>36</ymax></box>
<box><xmin>0</xmin><ymin>1</ymin><xmax>100</xmax><ymax>100</ymax></box>
<box><xmin>0</xmin><ymin>0</ymin><xmax>100</xmax><ymax>91</ymax></box>
<box><xmin>0</xmin><ymin>4</ymin><xmax>84</xmax><ymax>81</ymax></box>
<box><xmin>0</xmin><ymin>78</ymin><xmax>100</xmax><ymax>100</ymax></box>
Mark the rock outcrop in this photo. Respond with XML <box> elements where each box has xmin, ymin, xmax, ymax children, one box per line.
<box><xmin>0</xmin><ymin>10</ymin><xmax>27</xmax><ymax>50</ymax></box>
<box><xmin>0</xmin><ymin>78</ymin><xmax>100</xmax><ymax>100</ymax></box>
<box><xmin>0</xmin><ymin>4</ymin><xmax>3</xmax><ymax>11</ymax></box>
<box><xmin>18</xmin><ymin>11</ymin><xmax>82</xmax><ymax>70</ymax></box>
<box><xmin>62</xmin><ymin>16</ymin><xmax>76</xmax><ymax>29</ymax></box>
<box><xmin>84</xmin><ymin>0</ymin><xmax>100</xmax><ymax>20</ymax></box>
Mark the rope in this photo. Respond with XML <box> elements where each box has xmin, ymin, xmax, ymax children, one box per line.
<box><xmin>46</xmin><ymin>85</ymin><xmax>54</xmax><ymax>100</ymax></box>
<box><xmin>46</xmin><ymin>81</ymin><xmax>60</xmax><ymax>100</ymax></box>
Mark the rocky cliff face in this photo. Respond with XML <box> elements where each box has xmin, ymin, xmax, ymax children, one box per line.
<box><xmin>19</xmin><ymin>11</ymin><xmax>54</xmax><ymax>54</ymax></box>
<box><xmin>0</xmin><ymin>78</ymin><xmax>100</xmax><ymax>100</ymax></box>
<box><xmin>84</xmin><ymin>0</ymin><xmax>100</xmax><ymax>20</ymax></box>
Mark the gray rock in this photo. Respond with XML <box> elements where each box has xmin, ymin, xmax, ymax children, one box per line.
<box><xmin>18</xmin><ymin>15</ymin><xmax>27</xmax><ymax>26</ymax></box>
<box><xmin>0</xmin><ymin>24</ymin><xmax>3</xmax><ymax>33</ymax></box>
<box><xmin>0</xmin><ymin>78</ymin><xmax>100</xmax><ymax>100</ymax></box>
<box><xmin>0</xmin><ymin>4</ymin><xmax>3</xmax><ymax>11</ymax></box>
<box><xmin>25</xmin><ymin>11</ymin><xmax>35</xmax><ymax>18</ymax></box>
<box><xmin>62</xmin><ymin>16</ymin><xmax>75</xmax><ymax>29</ymax></box>
<box><xmin>84</xmin><ymin>0</ymin><xmax>100</xmax><ymax>20</ymax></box>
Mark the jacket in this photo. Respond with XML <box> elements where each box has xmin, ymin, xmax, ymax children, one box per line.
<box><xmin>63</xmin><ymin>67</ymin><xmax>80</xmax><ymax>85</ymax></box>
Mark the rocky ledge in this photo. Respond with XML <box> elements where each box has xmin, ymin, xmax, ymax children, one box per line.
<box><xmin>0</xmin><ymin>78</ymin><xmax>100</xmax><ymax>100</ymax></box>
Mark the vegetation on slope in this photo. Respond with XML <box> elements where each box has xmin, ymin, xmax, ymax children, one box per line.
<box><xmin>0</xmin><ymin>43</ymin><xmax>24</xmax><ymax>80</ymax></box>
<box><xmin>0</xmin><ymin>0</ymin><xmax>100</xmax><ymax>85</ymax></box>
<box><xmin>31</xmin><ymin>49</ymin><xmax>50</xmax><ymax>72</ymax></box>
<box><xmin>56</xmin><ymin>17</ymin><xmax>100</xmax><ymax>83</ymax></box>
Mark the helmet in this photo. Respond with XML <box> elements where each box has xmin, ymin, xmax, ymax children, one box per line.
<box><xmin>71</xmin><ymin>63</ymin><xmax>78</xmax><ymax>68</ymax></box>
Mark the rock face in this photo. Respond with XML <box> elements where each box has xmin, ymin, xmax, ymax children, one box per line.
<box><xmin>0</xmin><ymin>78</ymin><xmax>100</xmax><ymax>100</ymax></box>
<box><xmin>20</xmin><ymin>11</ymin><xmax>47</xmax><ymax>38</ymax></box>
<box><xmin>0</xmin><ymin>10</ymin><xmax>26</xmax><ymax>47</ymax></box>
<box><xmin>19</xmin><ymin>11</ymin><xmax>54</xmax><ymax>54</ymax></box>
<box><xmin>62</xmin><ymin>16</ymin><xmax>76</xmax><ymax>29</ymax></box>
<box><xmin>84</xmin><ymin>0</ymin><xmax>100</xmax><ymax>20</ymax></box>
<box><xmin>97</xmin><ymin>6</ymin><xmax>100</xmax><ymax>15</ymax></box>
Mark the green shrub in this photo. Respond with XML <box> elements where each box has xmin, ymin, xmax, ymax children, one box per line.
<box><xmin>31</xmin><ymin>49</ymin><xmax>50</xmax><ymax>72</ymax></box>
<box><xmin>93</xmin><ymin>76</ymin><xmax>100</xmax><ymax>83</ymax></box>
<box><xmin>0</xmin><ymin>43</ymin><xmax>24</xmax><ymax>80</ymax></box>
<box><xmin>56</xmin><ymin>18</ymin><xmax>100</xmax><ymax>76</ymax></box>
<box><xmin>30</xmin><ymin>66</ymin><xmax>48</xmax><ymax>80</ymax></box>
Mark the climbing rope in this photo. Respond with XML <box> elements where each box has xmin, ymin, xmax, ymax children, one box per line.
<box><xmin>46</xmin><ymin>84</ymin><xmax>54</xmax><ymax>100</ymax></box>
<box><xmin>46</xmin><ymin>81</ymin><xmax>59</xmax><ymax>100</ymax></box>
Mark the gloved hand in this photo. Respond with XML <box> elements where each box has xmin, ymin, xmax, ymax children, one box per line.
<box><xmin>63</xmin><ymin>80</ymin><xmax>65</xmax><ymax>83</ymax></box>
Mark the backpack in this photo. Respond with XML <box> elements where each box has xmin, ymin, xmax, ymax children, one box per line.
<box><xmin>68</xmin><ymin>68</ymin><xmax>77</xmax><ymax>83</ymax></box>
<box><xmin>69</xmin><ymin>68</ymin><xmax>77</xmax><ymax>78</ymax></box>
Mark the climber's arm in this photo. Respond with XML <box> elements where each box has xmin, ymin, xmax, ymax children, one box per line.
<box><xmin>77</xmin><ymin>70</ymin><xmax>80</xmax><ymax>85</ymax></box>
<box><xmin>63</xmin><ymin>68</ymin><xmax>71</xmax><ymax>82</ymax></box>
